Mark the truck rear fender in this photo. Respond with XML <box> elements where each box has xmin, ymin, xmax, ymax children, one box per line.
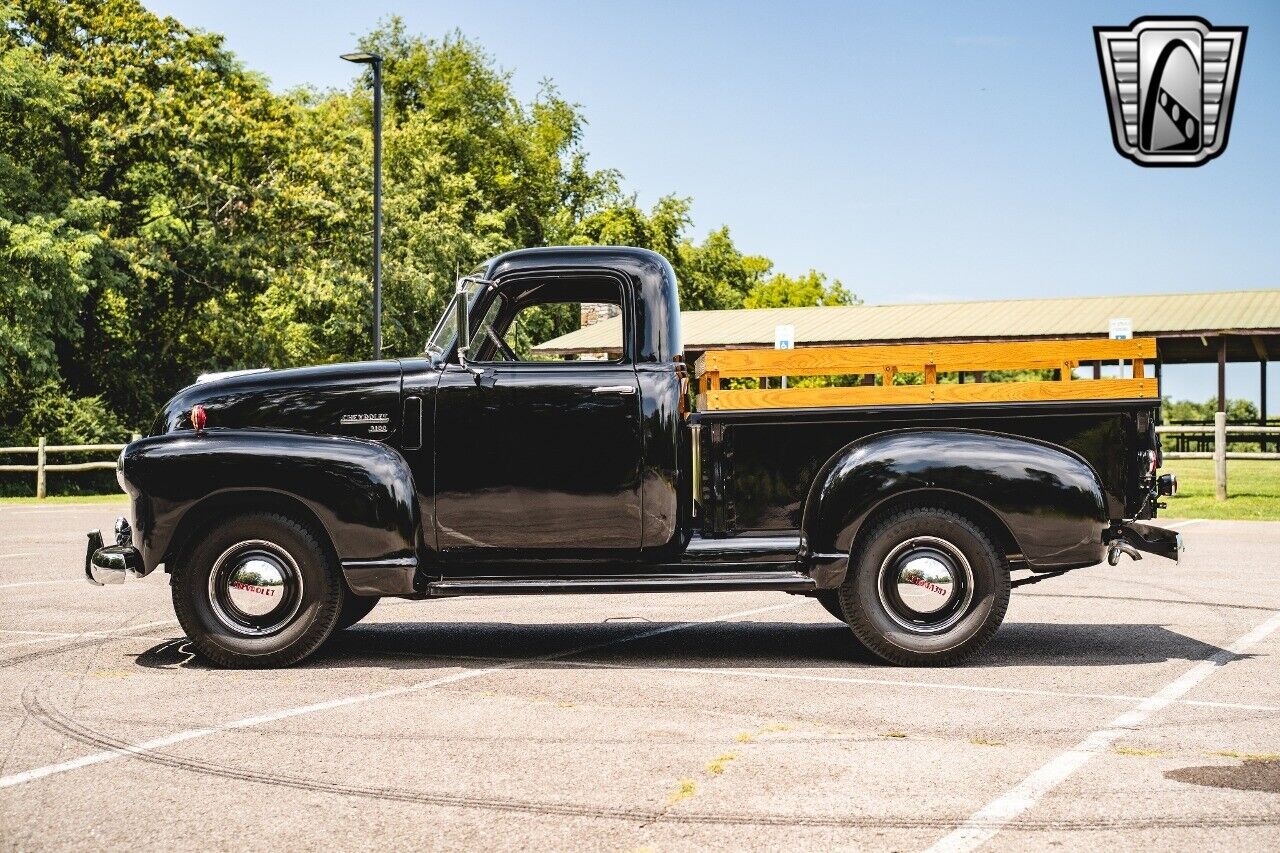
<box><xmin>800</xmin><ymin>429</ymin><xmax>1108</xmax><ymax>578</ymax></box>
<box><xmin>121</xmin><ymin>430</ymin><xmax>422</xmax><ymax>595</ymax></box>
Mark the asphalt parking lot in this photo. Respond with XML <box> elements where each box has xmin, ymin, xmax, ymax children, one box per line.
<box><xmin>1</xmin><ymin>504</ymin><xmax>1278</xmax><ymax>851</ymax></box>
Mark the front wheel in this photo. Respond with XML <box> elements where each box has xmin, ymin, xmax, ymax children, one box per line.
<box><xmin>172</xmin><ymin>512</ymin><xmax>344</xmax><ymax>668</ymax></box>
<box><xmin>838</xmin><ymin>507</ymin><xmax>1009</xmax><ymax>666</ymax></box>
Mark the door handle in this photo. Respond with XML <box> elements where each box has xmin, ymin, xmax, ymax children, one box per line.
<box><xmin>592</xmin><ymin>385</ymin><xmax>636</xmax><ymax>395</ymax></box>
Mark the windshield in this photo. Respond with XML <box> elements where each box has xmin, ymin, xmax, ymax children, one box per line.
<box><xmin>425</xmin><ymin>276</ymin><xmax>489</xmax><ymax>358</ymax></box>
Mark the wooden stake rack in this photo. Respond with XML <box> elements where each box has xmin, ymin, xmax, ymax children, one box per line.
<box><xmin>693</xmin><ymin>337</ymin><xmax>1158</xmax><ymax>411</ymax></box>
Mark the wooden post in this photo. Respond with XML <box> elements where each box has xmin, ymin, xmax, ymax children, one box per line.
<box><xmin>36</xmin><ymin>436</ymin><xmax>46</xmax><ymax>499</ymax></box>
<box><xmin>1214</xmin><ymin>411</ymin><xmax>1227</xmax><ymax>501</ymax></box>
<box><xmin>923</xmin><ymin>363</ymin><xmax>937</xmax><ymax>384</ymax></box>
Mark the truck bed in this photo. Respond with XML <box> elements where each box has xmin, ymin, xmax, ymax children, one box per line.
<box><xmin>692</xmin><ymin>397</ymin><xmax>1153</xmax><ymax>535</ymax></box>
<box><xmin>690</xmin><ymin>338</ymin><xmax>1161</xmax><ymax>536</ymax></box>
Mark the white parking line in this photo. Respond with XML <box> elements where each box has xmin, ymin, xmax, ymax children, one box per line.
<box><xmin>0</xmin><ymin>579</ymin><xmax>81</xmax><ymax>590</ymax></box>
<box><xmin>0</xmin><ymin>503</ymin><xmax>124</xmax><ymax>512</ymax></box>
<box><xmin>1163</xmin><ymin>518</ymin><xmax>1205</xmax><ymax>529</ymax></box>
<box><xmin>538</xmin><ymin>659</ymin><xmax>1280</xmax><ymax>713</ymax></box>
<box><xmin>0</xmin><ymin>600</ymin><xmax>799</xmax><ymax>789</ymax></box>
<box><xmin>922</xmin><ymin>606</ymin><xmax>1280</xmax><ymax>853</ymax></box>
<box><xmin>0</xmin><ymin>619</ymin><xmax>178</xmax><ymax>649</ymax></box>
<box><xmin>0</xmin><ymin>553</ymin><xmax>38</xmax><ymax>560</ymax></box>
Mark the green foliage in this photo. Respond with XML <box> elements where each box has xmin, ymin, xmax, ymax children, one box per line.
<box><xmin>0</xmin><ymin>1</ymin><xmax>853</xmax><ymax>447</ymax></box>
<box><xmin>743</xmin><ymin>269</ymin><xmax>855</xmax><ymax>309</ymax></box>
<box><xmin>1162</xmin><ymin>397</ymin><xmax>1260</xmax><ymax>423</ymax></box>
<box><xmin>13</xmin><ymin>381</ymin><xmax>127</xmax><ymax>444</ymax></box>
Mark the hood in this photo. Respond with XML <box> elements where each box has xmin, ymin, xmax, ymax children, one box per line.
<box><xmin>158</xmin><ymin>360</ymin><xmax>405</xmax><ymax>442</ymax></box>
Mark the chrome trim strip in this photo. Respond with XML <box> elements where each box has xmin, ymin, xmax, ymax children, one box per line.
<box><xmin>684</xmin><ymin>536</ymin><xmax>801</xmax><ymax>553</ymax></box>
<box><xmin>341</xmin><ymin>557</ymin><xmax>417</xmax><ymax>568</ymax></box>
<box><xmin>341</xmin><ymin>557</ymin><xmax>419</xmax><ymax>596</ymax></box>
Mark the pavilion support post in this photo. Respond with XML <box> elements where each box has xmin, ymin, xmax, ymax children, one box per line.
<box><xmin>1214</xmin><ymin>410</ymin><xmax>1228</xmax><ymax>501</ymax></box>
<box><xmin>1261</xmin><ymin>359</ymin><xmax>1268</xmax><ymax>453</ymax></box>
<box><xmin>1217</xmin><ymin>336</ymin><xmax>1227</xmax><ymax>414</ymax></box>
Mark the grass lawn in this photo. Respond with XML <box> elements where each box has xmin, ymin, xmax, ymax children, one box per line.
<box><xmin>0</xmin><ymin>493</ymin><xmax>127</xmax><ymax>505</ymax></box>
<box><xmin>1161</xmin><ymin>458</ymin><xmax>1280</xmax><ymax>521</ymax></box>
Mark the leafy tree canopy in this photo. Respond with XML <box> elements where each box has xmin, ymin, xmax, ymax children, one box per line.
<box><xmin>0</xmin><ymin>1</ymin><xmax>854</xmax><ymax>446</ymax></box>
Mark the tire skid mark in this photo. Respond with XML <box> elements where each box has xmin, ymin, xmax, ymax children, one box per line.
<box><xmin>19</xmin><ymin>686</ymin><xmax>1280</xmax><ymax>831</ymax></box>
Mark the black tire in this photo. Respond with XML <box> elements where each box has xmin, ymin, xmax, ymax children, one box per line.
<box><xmin>815</xmin><ymin>590</ymin><xmax>847</xmax><ymax>622</ymax></box>
<box><xmin>838</xmin><ymin>507</ymin><xmax>1009</xmax><ymax>666</ymax></box>
<box><xmin>171</xmin><ymin>512</ymin><xmax>343</xmax><ymax>668</ymax></box>
<box><xmin>335</xmin><ymin>593</ymin><xmax>379</xmax><ymax>631</ymax></box>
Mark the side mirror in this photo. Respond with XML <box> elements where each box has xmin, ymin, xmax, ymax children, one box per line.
<box><xmin>454</xmin><ymin>279</ymin><xmax>484</xmax><ymax>380</ymax></box>
<box><xmin>455</xmin><ymin>281</ymin><xmax>470</xmax><ymax>365</ymax></box>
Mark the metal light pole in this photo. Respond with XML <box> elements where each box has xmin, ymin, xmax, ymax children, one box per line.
<box><xmin>341</xmin><ymin>51</ymin><xmax>384</xmax><ymax>359</ymax></box>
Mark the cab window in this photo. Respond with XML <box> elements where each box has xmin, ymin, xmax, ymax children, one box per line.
<box><xmin>472</xmin><ymin>276</ymin><xmax>626</xmax><ymax>364</ymax></box>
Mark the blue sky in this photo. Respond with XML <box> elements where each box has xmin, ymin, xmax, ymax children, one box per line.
<box><xmin>143</xmin><ymin>1</ymin><xmax>1279</xmax><ymax>406</ymax></box>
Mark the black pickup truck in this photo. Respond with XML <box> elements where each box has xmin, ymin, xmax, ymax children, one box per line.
<box><xmin>85</xmin><ymin>246</ymin><xmax>1181</xmax><ymax>668</ymax></box>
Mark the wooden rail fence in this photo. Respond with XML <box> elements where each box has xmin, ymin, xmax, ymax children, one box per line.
<box><xmin>0</xmin><ymin>435</ymin><xmax>139</xmax><ymax>499</ymax></box>
<box><xmin>1158</xmin><ymin>418</ymin><xmax>1280</xmax><ymax>501</ymax></box>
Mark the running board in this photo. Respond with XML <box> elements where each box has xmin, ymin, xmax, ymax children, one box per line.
<box><xmin>427</xmin><ymin>570</ymin><xmax>817</xmax><ymax>597</ymax></box>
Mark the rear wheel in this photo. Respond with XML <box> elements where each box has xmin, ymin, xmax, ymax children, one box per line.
<box><xmin>172</xmin><ymin>512</ymin><xmax>343</xmax><ymax>668</ymax></box>
<box><xmin>838</xmin><ymin>507</ymin><xmax>1009</xmax><ymax>666</ymax></box>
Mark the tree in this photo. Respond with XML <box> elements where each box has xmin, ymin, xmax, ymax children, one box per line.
<box><xmin>0</xmin><ymin>1</ymin><xmax>852</xmax><ymax>457</ymax></box>
<box><xmin>743</xmin><ymin>269</ymin><xmax>856</xmax><ymax>309</ymax></box>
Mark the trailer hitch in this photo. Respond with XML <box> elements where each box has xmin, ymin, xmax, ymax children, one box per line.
<box><xmin>1105</xmin><ymin>521</ymin><xmax>1183</xmax><ymax>565</ymax></box>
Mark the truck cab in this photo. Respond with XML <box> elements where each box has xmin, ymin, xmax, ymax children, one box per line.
<box><xmin>405</xmin><ymin>246</ymin><xmax>689</xmax><ymax>564</ymax></box>
<box><xmin>86</xmin><ymin>246</ymin><xmax>1181</xmax><ymax>669</ymax></box>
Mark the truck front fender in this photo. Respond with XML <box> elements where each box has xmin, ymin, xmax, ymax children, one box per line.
<box><xmin>801</xmin><ymin>429</ymin><xmax>1108</xmax><ymax>576</ymax></box>
<box><xmin>120</xmin><ymin>429</ymin><xmax>421</xmax><ymax>594</ymax></box>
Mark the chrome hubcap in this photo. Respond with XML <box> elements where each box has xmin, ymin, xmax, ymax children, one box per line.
<box><xmin>877</xmin><ymin>536</ymin><xmax>973</xmax><ymax>634</ymax></box>
<box><xmin>208</xmin><ymin>540</ymin><xmax>303</xmax><ymax>636</ymax></box>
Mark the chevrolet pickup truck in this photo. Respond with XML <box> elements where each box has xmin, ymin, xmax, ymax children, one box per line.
<box><xmin>85</xmin><ymin>246</ymin><xmax>1181</xmax><ymax>668</ymax></box>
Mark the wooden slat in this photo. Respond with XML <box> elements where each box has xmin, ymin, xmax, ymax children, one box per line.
<box><xmin>699</xmin><ymin>378</ymin><xmax>1157</xmax><ymax>411</ymax></box>
<box><xmin>694</xmin><ymin>338</ymin><xmax>1157</xmax><ymax>379</ymax></box>
<box><xmin>42</xmin><ymin>461</ymin><xmax>119</xmax><ymax>472</ymax></box>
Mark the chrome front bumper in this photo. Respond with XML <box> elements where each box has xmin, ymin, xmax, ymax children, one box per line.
<box><xmin>85</xmin><ymin>518</ymin><xmax>145</xmax><ymax>586</ymax></box>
